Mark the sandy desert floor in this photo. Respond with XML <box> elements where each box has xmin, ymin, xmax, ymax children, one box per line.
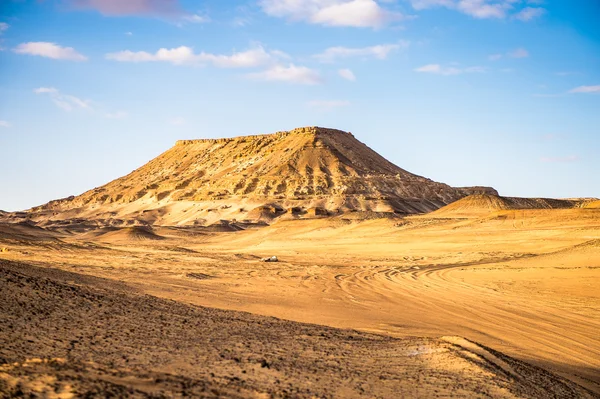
<box><xmin>1</xmin><ymin>207</ymin><xmax>599</xmax><ymax>397</ymax></box>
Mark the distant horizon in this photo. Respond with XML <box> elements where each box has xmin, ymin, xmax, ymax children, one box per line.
<box><xmin>1</xmin><ymin>0</ymin><xmax>599</xmax><ymax>211</ymax></box>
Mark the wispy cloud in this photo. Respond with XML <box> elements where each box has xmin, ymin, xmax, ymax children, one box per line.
<box><xmin>338</xmin><ymin>68</ymin><xmax>356</xmax><ymax>81</ymax></box>
<box><xmin>314</xmin><ymin>41</ymin><xmax>408</xmax><ymax>63</ymax></box>
<box><xmin>0</xmin><ymin>120</ymin><xmax>11</xmax><ymax>128</ymax></box>
<box><xmin>259</xmin><ymin>0</ymin><xmax>407</xmax><ymax>28</ymax></box>
<box><xmin>414</xmin><ymin>63</ymin><xmax>486</xmax><ymax>75</ymax></box>
<box><xmin>181</xmin><ymin>14</ymin><xmax>210</xmax><ymax>24</ymax></box>
<box><xmin>230</xmin><ymin>5</ymin><xmax>255</xmax><ymax>27</ymax></box>
<box><xmin>106</xmin><ymin>45</ymin><xmax>286</xmax><ymax>68</ymax></box>
<box><xmin>34</xmin><ymin>87</ymin><xmax>92</xmax><ymax>111</ymax></box>
<box><xmin>489</xmin><ymin>48</ymin><xmax>529</xmax><ymax>61</ymax></box>
<box><xmin>67</xmin><ymin>0</ymin><xmax>208</xmax><ymax>25</ymax></box>
<box><xmin>514</xmin><ymin>6</ymin><xmax>545</xmax><ymax>21</ymax></box>
<box><xmin>14</xmin><ymin>42</ymin><xmax>88</xmax><ymax>61</ymax></box>
<box><xmin>105</xmin><ymin>111</ymin><xmax>128</xmax><ymax>119</ymax></box>
<box><xmin>34</xmin><ymin>87</ymin><xmax>59</xmax><ymax>94</ymax></box>
<box><xmin>569</xmin><ymin>85</ymin><xmax>600</xmax><ymax>94</ymax></box>
<box><xmin>508</xmin><ymin>48</ymin><xmax>529</xmax><ymax>58</ymax></box>
<box><xmin>555</xmin><ymin>71</ymin><xmax>579</xmax><ymax>76</ymax></box>
<box><xmin>410</xmin><ymin>0</ymin><xmax>545</xmax><ymax>20</ymax></box>
<box><xmin>0</xmin><ymin>22</ymin><xmax>9</xmax><ymax>34</ymax></box>
<box><xmin>247</xmin><ymin>64</ymin><xmax>322</xmax><ymax>85</ymax></box>
<box><xmin>308</xmin><ymin>100</ymin><xmax>350</xmax><ymax>110</ymax></box>
<box><xmin>540</xmin><ymin>155</ymin><xmax>579</xmax><ymax>163</ymax></box>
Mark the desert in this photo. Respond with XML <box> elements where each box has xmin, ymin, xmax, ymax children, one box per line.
<box><xmin>2</xmin><ymin>1</ymin><xmax>599</xmax><ymax>397</ymax></box>
<box><xmin>1</xmin><ymin>127</ymin><xmax>599</xmax><ymax>398</ymax></box>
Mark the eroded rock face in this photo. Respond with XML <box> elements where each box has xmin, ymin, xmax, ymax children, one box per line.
<box><xmin>23</xmin><ymin>127</ymin><xmax>485</xmax><ymax>225</ymax></box>
<box><xmin>456</xmin><ymin>186</ymin><xmax>499</xmax><ymax>196</ymax></box>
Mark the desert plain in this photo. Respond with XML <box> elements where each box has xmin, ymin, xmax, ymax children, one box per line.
<box><xmin>1</xmin><ymin>128</ymin><xmax>599</xmax><ymax>398</ymax></box>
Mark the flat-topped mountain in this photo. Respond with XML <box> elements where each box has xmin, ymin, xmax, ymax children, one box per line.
<box><xmin>22</xmin><ymin>127</ymin><xmax>496</xmax><ymax>226</ymax></box>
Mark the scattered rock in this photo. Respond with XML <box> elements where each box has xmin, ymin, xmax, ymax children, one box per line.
<box><xmin>186</xmin><ymin>273</ymin><xmax>213</xmax><ymax>280</ymax></box>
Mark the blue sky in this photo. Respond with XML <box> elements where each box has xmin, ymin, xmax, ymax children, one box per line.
<box><xmin>0</xmin><ymin>0</ymin><xmax>598</xmax><ymax>211</ymax></box>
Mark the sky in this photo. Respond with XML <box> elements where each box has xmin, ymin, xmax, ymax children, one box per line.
<box><xmin>0</xmin><ymin>0</ymin><xmax>599</xmax><ymax>211</ymax></box>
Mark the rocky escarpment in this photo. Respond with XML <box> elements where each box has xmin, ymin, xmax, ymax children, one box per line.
<box><xmin>456</xmin><ymin>186</ymin><xmax>499</xmax><ymax>196</ymax></box>
<box><xmin>22</xmin><ymin>127</ymin><xmax>495</xmax><ymax>225</ymax></box>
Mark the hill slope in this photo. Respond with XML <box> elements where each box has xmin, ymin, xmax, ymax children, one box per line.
<box><xmin>430</xmin><ymin>194</ymin><xmax>585</xmax><ymax>218</ymax></box>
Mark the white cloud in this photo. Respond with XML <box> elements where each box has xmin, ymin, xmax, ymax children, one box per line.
<box><xmin>411</xmin><ymin>0</ymin><xmax>509</xmax><ymax>18</ymax></box>
<box><xmin>415</xmin><ymin>64</ymin><xmax>460</xmax><ymax>75</ymax></box>
<box><xmin>414</xmin><ymin>63</ymin><xmax>486</xmax><ymax>75</ymax></box>
<box><xmin>458</xmin><ymin>0</ymin><xmax>509</xmax><ymax>18</ymax></box>
<box><xmin>0</xmin><ymin>22</ymin><xmax>9</xmax><ymax>34</ymax></box>
<box><xmin>125</xmin><ymin>31</ymin><xmax>133</xmax><ymax>36</ymax></box>
<box><xmin>338</xmin><ymin>68</ymin><xmax>356</xmax><ymax>81</ymax></box>
<box><xmin>508</xmin><ymin>48</ymin><xmax>529</xmax><ymax>58</ymax></box>
<box><xmin>14</xmin><ymin>42</ymin><xmax>88</xmax><ymax>61</ymax></box>
<box><xmin>106</xmin><ymin>45</ymin><xmax>285</xmax><ymax>68</ymax></box>
<box><xmin>34</xmin><ymin>87</ymin><xmax>59</xmax><ymax>94</ymax></box>
<box><xmin>569</xmin><ymin>85</ymin><xmax>600</xmax><ymax>94</ymax></box>
<box><xmin>247</xmin><ymin>64</ymin><xmax>322</xmax><ymax>85</ymax></box>
<box><xmin>489</xmin><ymin>48</ymin><xmax>529</xmax><ymax>61</ymax></box>
<box><xmin>0</xmin><ymin>120</ymin><xmax>11</xmax><ymax>128</ymax></box>
<box><xmin>314</xmin><ymin>41</ymin><xmax>408</xmax><ymax>62</ymax></box>
<box><xmin>409</xmin><ymin>0</ymin><xmax>546</xmax><ymax>20</ymax></box>
<box><xmin>34</xmin><ymin>87</ymin><xmax>92</xmax><ymax>111</ymax></box>
<box><xmin>182</xmin><ymin>14</ymin><xmax>210</xmax><ymax>23</ymax></box>
<box><xmin>514</xmin><ymin>6</ymin><xmax>545</xmax><ymax>21</ymax></box>
<box><xmin>308</xmin><ymin>100</ymin><xmax>351</xmax><ymax>110</ymax></box>
<box><xmin>259</xmin><ymin>0</ymin><xmax>406</xmax><ymax>28</ymax></box>
<box><xmin>105</xmin><ymin>111</ymin><xmax>128</xmax><ymax>119</ymax></box>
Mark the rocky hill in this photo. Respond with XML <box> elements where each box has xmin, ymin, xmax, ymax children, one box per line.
<box><xmin>18</xmin><ymin>127</ymin><xmax>495</xmax><ymax>226</ymax></box>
